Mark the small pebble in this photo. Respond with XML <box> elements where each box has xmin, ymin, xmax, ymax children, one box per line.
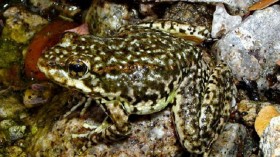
<box><xmin>254</xmin><ymin>105</ymin><xmax>280</xmax><ymax>137</ymax></box>
<box><xmin>260</xmin><ymin>116</ymin><xmax>280</xmax><ymax>156</ymax></box>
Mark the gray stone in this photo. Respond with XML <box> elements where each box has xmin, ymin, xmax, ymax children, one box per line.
<box><xmin>260</xmin><ymin>116</ymin><xmax>280</xmax><ymax>156</ymax></box>
<box><xmin>8</xmin><ymin>125</ymin><xmax>26</xmax><ymax>141</ymax></box>
<box><xmin>208</xmin><ymin>123</ymin><xmax>247</xmax><ymax>157</ymax></box>
<box><xmin>212</xmin><ymin>5</ymin><xmax>280</xmax><ymax>90</ymax></box>
<box><xmin>140</xmin><ymin>0</ymin><xmax>256</xmax><ymax>15</ymax></box>
<box><xmin>211</xmin><ymin>4</ymin><xmax>242</xmax><ymax>38</ymax></box>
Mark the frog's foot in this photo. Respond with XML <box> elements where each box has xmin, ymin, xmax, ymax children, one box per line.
<box><xmin>87</xmin><ymin>119</ymin><xmax>131</xmax><ymax>143</ymax></box>
<box><xmin>71</xmin><ymin>116</ymin><xmax>130</xmax><ymax>143</ymax></box>
<box><xmin>64</xmin><ymin>96</ymin><xmax>93</xmax><ymax>118</ymax></box>
<box><xmin>86</xmin><ymin>99</ymin><xmax>131</xmax><ymax>143</ymax></box>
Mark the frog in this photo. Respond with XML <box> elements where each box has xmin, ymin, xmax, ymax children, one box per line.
<box><xmin>37</xmin><ymin>20</ymin><xmax>236</xmax><ymax>154</ymax></box>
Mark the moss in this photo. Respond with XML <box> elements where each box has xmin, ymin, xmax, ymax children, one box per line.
<box><xmin>4</xmin><ymin>146</ymin><xmax>27</xmax><ymax>157</ymax></box>
<box><xmin>0</xmin><ymin>38</ymin><xmax>23</xmax><ymax>68</ymax></box>
<box><xmin>1</xmin><ymin>25</ymin><xmax>32</xmax><ymax>44</ymax></box>
<box><xmin>0</xmin><ymin>0</ymin><xmax>27</xmax><ymax>13</ymax></box>
<box><xmin>2</xmin><ymin>7</ymin><xmax>48</xmax><ymax>44</ymax></box>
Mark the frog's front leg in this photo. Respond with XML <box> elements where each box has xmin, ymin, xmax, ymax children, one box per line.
<box><xmin>88</xmin><ymin>99</ymin><xmax>131</xmax><ymax>142</ymax></box>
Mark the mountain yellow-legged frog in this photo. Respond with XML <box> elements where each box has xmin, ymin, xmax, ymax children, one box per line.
<box><xmin>37</xmin><ymin>20</ymin><xmax>236</xmax><ymax>154</ymax></box>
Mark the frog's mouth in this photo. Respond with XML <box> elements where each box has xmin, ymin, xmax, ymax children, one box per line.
<box><xmin>37</xmin><ymin>57</ymin><xmax>92</xmax><ymax>94</ymax></box>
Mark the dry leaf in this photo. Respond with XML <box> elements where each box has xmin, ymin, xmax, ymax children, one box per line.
<box><xmin>249</xmin><ymin>0</ymin><xmax>279</xmax><ymax>11</ymax></box>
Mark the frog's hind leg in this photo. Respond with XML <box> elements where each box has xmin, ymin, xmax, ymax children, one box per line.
<box><xmin>87</xmin><ymin>99</ymin><xmax>131</xmax><ymax>143</ymax></box>
<box><xmin>199</xmin><ymin>63</ymin><xmax>236</xmax><ymax>154</ymax></box>
<box><xmin>172</xmin><ymin>62</ymin><xmax>235</xmax><ymax>154</ymax></box>
<box><xmin>137</xmin><ymin>20</ymin><xmax>211</xmax><ymax>43</ymax></box>
<box><xmin>172</xmin><ymin>59</ymin><xmax>209</xmax><ymax>154</ymax></box>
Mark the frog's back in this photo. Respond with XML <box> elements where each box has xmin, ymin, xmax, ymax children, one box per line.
<box><xmin>90</xmin><ymin>26</ymin><xmax>201</xmax><ymax>100</ymax></box>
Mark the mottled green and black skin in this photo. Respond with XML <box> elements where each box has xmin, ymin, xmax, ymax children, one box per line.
<box><xmin>37</xmin><ymin>21</ymin><xmax>236</xmax><ymax>154</ymax></box>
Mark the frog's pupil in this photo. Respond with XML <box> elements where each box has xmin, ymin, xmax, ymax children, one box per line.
<box><xmin>68</xmin><ymin>61</ymin><xmax>87</xmax><ymax>77</ymax></box>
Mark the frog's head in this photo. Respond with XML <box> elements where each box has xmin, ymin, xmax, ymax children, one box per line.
<box><xmin>37</xmin><ymin>33</ymin><xmax>95</xmax><ymax>94</ymax></box>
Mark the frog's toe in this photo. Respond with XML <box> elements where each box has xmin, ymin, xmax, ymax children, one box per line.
<box><xmin>88</xmin><ymin>120</ymin><xmax>131</xmax><ymax>143</ymax></box>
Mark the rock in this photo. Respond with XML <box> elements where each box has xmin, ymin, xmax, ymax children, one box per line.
<box><xmin>0</xmin><ymin>119</ymin><xmax>27</xmax><ymax>146</ymax></box>
<box><xmin>139</xmin><ymin>0</ymin><xmax>256</xmax><ymax>15</ymax></box>
<box><xmin>85</xmin><ymin>1</ymin><xmax>139</xmax><ymax>36</ymax></box>
<box><xmin>8</xmin><ymin>126</ymin><xmax>26</xmax><ymax>141</ymax></box>
<box><xmin>237</xmin><ymin>100</ymin><xmax>260</xmax><ymax>127</ymax></box>
<box><xmin>0</xmin><ymin>38</ymin><xmax>23</xmax><ymax>68</ymax></box>
<box><xmin>211</xmin><ymin>4</ymin><xmax>242</xmax><ymax>38</ymax></box>
<box><xmin>28</xmin><ymin>103</ymin><xmax>182</xmax><ymax>156</ymax></box>
<box><xmin>0</xmin><ymin>119</ymin><xmax>17</xmax><ymax>130</ymax></box>
<box><xmin>163</xmin><ymin>2</ymin><xmax>214</xmax><ymax>30</ymax></box>
<box><xmin>26</xmin><ymin>90</ymin><xmax>193</xmax><ymax>156</ymax></box>
<box><xmin>213</xmin><ymin>5</ymin><xmax>280</xmax><ymax>90</ymax></box>
<box><xmin>0</xmin><ymin>95</ymin><xmax>26</xmax><ymax>119</ymax></box>
<box><xmin>23</xmin><ymin>83</ymin><xmax>54</xmax><ymax>108</ymax></box>
<box><xmin>2</xmin><ymin>6</ymin><xmax>48</xmax><ymax>43</ymax></box>
<box><xmin>208</xmin><ymin>123</ymin><xmax>247</xmax><ymax>156</ymax></box>
<box><xmin>260</xmin><ymin>116</ymin><xmax>280</xmax><ymax>156</ymax></box>
<box><xmin>29</xmin><ymin>0</ymin><xmax>53</xmax><ymax>10</ymax></box>
<box><xmin>5</xmin><ymin>146</ymin><xmax>27</xmax><ymax>157</ymax></box>
<box><xmin>255</xmin><ymin>105</ymin><xmax>280</xmax><ymax>137</ymax></box>
<box><xmin>237</xmin><ymin>100</ymin><xmax>280</xmax><ymax>127</ymax></box>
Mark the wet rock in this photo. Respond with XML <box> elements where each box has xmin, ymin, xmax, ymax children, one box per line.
<box><xmin>139</xmin><ymin>3</ymin><xmax>158</xmax><ymax>18</ymax></box>
<box><xmin>0</xmin><ymin>130</ymin><xmax>8</xmax><ymax>147</ymax></box>
<box><xmin>138</xmin><ymin>0</ymin><xmax>255</xmax><ymax>15</ymax></box>
<box><xmin>2</xmin><ymin>6</ymin><xmax>48</xmax><ymax>43</ymax></box>
<box><xmin>237</xmin><ymin>100</ymin><xmax>280</xmax><ymax>127</ymax></box>
<box><xmin>0</xmin><ymin>119</ymin><xmax>17</xmax><ymax>146</ymax></box>
<box><xmin>28</xmin><ymin>102</ymin><xmax>182</xmax><ymax>156</ymax></box>
<box><xmin>0</xmin><ymin>119</ymin><xmax>27</xmax><ymax>146</ymax></box>
<box><xmin>23</xmin><ymin>83</ymin><xmax>55</xmax><ymax>108</ymax></box>
<box><xmin>163</xmin><ymin>2</ymin><xmax>214</xmax><ymax>30</ymax></box>
<box><xmin>260</xmin><ymin>116</ymin><xmax>280</xmax><ymax>156</ymax></box>
<box><xmin>208</xmin><ymin>123</ymin><xmax>258</xmax><ymax>156</ymax></box>
<box><xmin>0</xmin><ymin>119</ymin><xmax>17</xmax><ymax>130</ymax></box>
<box><xmin>0</xmin><ymin>95</ymin><xmax>26</xmax><ymax>120</ymax></box>
<box><xmin>213</xmin><ymin>5</ymin><xmax>280</xmax><ymax>90</ymax></box>
<box><xmin>30</xmin><ymin>0</ymin><xmax>88</xmax><ymax>20</ymax></box>
<box><xmin>208</xmin><ymin>123</ymin><xmax>247</xmax><ymax>156</ymax></box>
<box><xmin>211</xmin><ymin>4</ymin><xmax>242</xmax><ymax>38</ymax></box>
<box><xmin>0</xmin><ymin>38</ymin><xmax>23</xmax><ymax>68</ymax></box>
<box><xmin>4</xmin><ymin>145</ymin><xmax>27</xmax><ymax>157</ymax></box>
<box><xmin>29</xmin><ymin>0</ymin><xmax>53</xmax><ymax>10</ymax></box>
<box><xmin>0</xmin><ymin>66</ymin><xmax>25</xmax><ymax>89</ymax></box>
<box><xmin>85</xmin><ymin>1</ymin><xmax>139</xmax><ymax>36</ymax></box>
<box><xmin>8</xmin><ymin>126</ymin><xmax>26</xmax><ymax>141</ymax></box>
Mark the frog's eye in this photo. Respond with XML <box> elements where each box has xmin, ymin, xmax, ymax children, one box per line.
<box><xmin>67</xmin><ymin>58</ymin><xmax>89</xmax><ymax>78</ymax></box>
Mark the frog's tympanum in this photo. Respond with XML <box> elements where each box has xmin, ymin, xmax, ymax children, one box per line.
<box><xmin>37</xmin><ymin>20</ymin><xmax>236</xmax><ymax>154</ymax></box>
